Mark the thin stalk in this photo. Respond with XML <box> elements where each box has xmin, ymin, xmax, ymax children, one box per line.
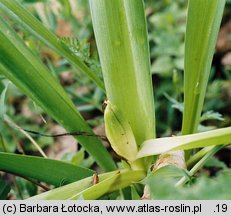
<box><xmin>186</xmin><ymin>146</ymin><xmax>215</xmax><ymax>168</ymax></box>
<box><xmin>4</xmin><ymin>116</ymin><xmax>47</xmax><ymax>158</ymax></box>
<box><xmin>176</xmin><ymin>145</ymin><xmax>224</xmax><ymax>187</ymax></box>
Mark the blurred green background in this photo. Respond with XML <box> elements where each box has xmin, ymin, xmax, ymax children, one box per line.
<box><xmin>0</xmin><ymin>0</ymin><xmax>231</xmax><ymax>199</ymax></box>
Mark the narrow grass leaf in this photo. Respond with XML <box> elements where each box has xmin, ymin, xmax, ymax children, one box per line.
<box><xmin>29</xmin><ymin>170</ymin><xmax>146</xmax><ymax>200</ymax></box>
<box><xmin>0</xmin><ymin>153</ymin><xmax>94</xmax><ymax>186</ymax></box>
<box><xmin>0</xmin><ymin>17</ymin><xmax>116</xmax><ymax>171</ymax></box>
<box><xmin>137</xmin><ymin>127</ymin><xmax>231</xmax><ymax>158</ymax></box>
<box><xmin>28</xmin><ymin>172</ymin><xmax>116</xmax><ymax>200</ymax></box>
<box><xmin>70</xmin><ymin>170</ymin><xmax>145</xmax><ymax>200</ymax></box>
<box><xmin>182</xmin><ymin>0</ymin><xmax>226</xmax><ymax>134</ymax></box>
<box><xmin>0</xmin><ymin>0</ymin><xmax>105</xmax><ymax>90</ymax></box>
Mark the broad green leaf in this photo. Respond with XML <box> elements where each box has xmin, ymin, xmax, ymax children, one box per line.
<box><xmin>144</xmin><ymin>165</ymin><xmax>187</xmax><ymax>184</ymax></box>
<box><xmin>0</xmin><ymin>17</ymin><xmax>116</xmax><ymax>171</ymax></box>
<box><xmin>29</xmin><ymin>169</ymin><xmax>146</xmax><ymax>200</ymax></box>
<box><xmin>137</xmin><ymin>127</ymin><xmax>231</xmax><ymax>158</ymax></box>
<box><xmin>0</xmin><ymin>153</ymin><xmax>94</xmax><ymax>186</ymax></box>
<box><xmin>182</xmin><ymin>0</ymin><xmax>226</xmax><ymax>134</ymax></box>
<box><xmin>90</xmin><ymin>0</ymin><xmax>155</xmax><ymax>146</ymax></box>
<box><xmin>143</xmin><ymin>165</ymin><xmax>187</xmax><ymax>199</ymax></box>
<box><xmin>0</xmin><ymin>178</ymin><xmax>10</xmax><ymax>199</ymax></box>
<box><xmin>0</xmin><ymin>0</ymin><xmax>105</xmax><ymax>91</ymax></box>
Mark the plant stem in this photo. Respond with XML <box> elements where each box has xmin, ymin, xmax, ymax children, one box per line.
<box><xmin>90</xmin><ymin>0</ymin><xmax>156</xmax><ymax>147</ymax></box>
<box><xmin>4</xmin><ymin>115</ymin><xmax>47</xmax><ymax>158</ymax></box>
<box><xmin>186</xmin><ymin>146</ymin><xmax>215</xmax><ymax>169</ymax></box>
<box><xmin>176</xmin><ymin>145</ymin><xmax>224</xmax><ymax>187</ymax></box>
<box><xmin>142</xmin><ymin>150</ymin><xmax>186</xmax><ymax>199</ymax></box>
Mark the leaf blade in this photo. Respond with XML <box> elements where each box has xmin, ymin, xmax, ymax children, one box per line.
<box><xmin>28</xmin><ymin>170</ymin><xmax>146</xmax><ymax>200</ymax></box>
<box><xmin>90</xmin><ymin>0</ymin><xmax>155</xmax><ymax>146</ymax></box>
<box><xmin>0</xmin><ymin>153</ymin><xmax>94</xmax><ymax>186</ymax></box>
<box><xmin>182</xmin><ymin>0</ymin><xmax>226</xmax><ymax>134</ymax></box>
<box><xmin>0</xmin><ymin>17</ymin><xmax>116</xmax><ymax>171</ymax></box>
<box><xmin>0</xmin><ymin>0</ymin><xmax>105</xmax><ymax>91</ymax></box>
<box><xmin>137</xmin><ymin>127</ymin><xmax>231</xmax><ymax>158</ymax></box>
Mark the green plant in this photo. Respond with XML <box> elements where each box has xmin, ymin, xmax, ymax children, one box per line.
<box><xmin>0</xmin><ymin>0</ymin><xmax>230</xmax><ymax>200</ymax></box>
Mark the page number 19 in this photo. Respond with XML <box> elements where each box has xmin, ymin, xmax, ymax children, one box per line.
<box><xmin>215</xmin><ymin>204</ymin><xmax>228</xmax><ymax>213</ymax></box>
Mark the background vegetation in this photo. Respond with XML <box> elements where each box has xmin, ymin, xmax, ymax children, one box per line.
<box><xmin>0</xmin><ymin>0</ymin><xmax>231</xmax><ymax>199</ymax></box>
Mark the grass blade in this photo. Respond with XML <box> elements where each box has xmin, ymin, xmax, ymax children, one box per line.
<box><xmin>137</xmin><ymin>127</ymin><xmax>231</xmax><ymax>158</ymax></box>
<box><xmin>28</xmin><ymin>172</ymin><xmax>116</xmax><ymax>200</ymax></box>
<box><xmin>182</xmin><ymin>0</ymin><xmax>226</xmax><ymax>134</ymax></box>
<box><xmin>0</xmin><ymin>153</ymin><xmax>94</xmax><ymax>186</ymax></box>
<box><xmin>70</xmin><ymin>170</ymin><xmax>145</xmax><ymax>200</ymax></box>
<box><xmin>0</xmin><ymin>17</ymin><xmax>116</xmax><ymax>171</ymax></box>
<box><xmin>28</xmin><ymin>170</ymin><xmax>146</xmax><ymax>200</ymax></box>
<box><xmin>0</xmin><ymin>0</ymin><xmax>105</xmax><ymax>90</ymax></box>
